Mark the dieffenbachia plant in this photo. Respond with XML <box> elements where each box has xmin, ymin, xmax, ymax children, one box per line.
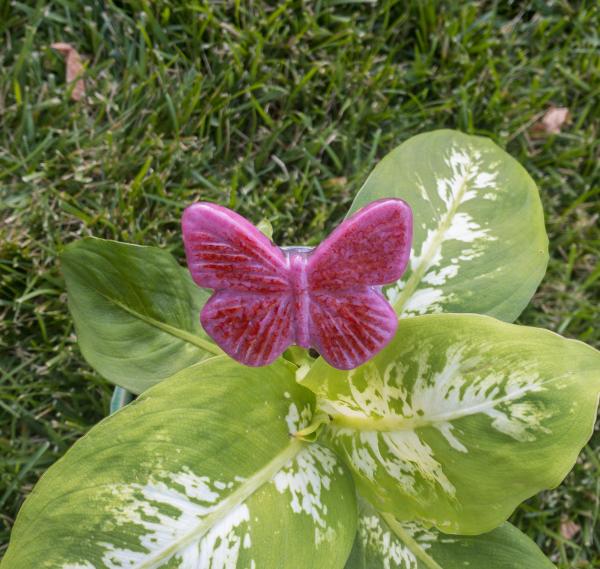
<box><xmin>3</xmin><ymin>130</ymin><xmax>599</xmax><ymax>569</ymax></box>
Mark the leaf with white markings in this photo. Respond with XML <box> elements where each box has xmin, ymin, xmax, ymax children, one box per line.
<box><xmin>347</xmin><ymin>130</ymin><xmax>548</xmax><ymax>321</ymax></box>
<box><xmin>62</xmin><ymin>237</ymin><xmax>221</xmax><ymax>393</ymax></box>
<box><xmin>345</xmin><ymin>499</ymin><xmax>555</xmax><ymax>568</ymax></box>
<box><xmin>1</xmin><ymin>357</ymin><xmax>357</xmax><ymax>569</ymax></box>
<box><xmin>300</xmin><ymin>314</ymin><xmax>600</xmax><ymax>534</ymax></box>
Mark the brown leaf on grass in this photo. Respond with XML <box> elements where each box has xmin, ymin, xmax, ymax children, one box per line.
<box><xmin>531</xmin><ymin>106</ymin><xmax>571</xmax><ymax>136</ymax></box>
<box><xmin>559</xmin><ymin>518</ymin><xmax>581</xmax><ymax>540</ymax></box>
<box><xmin>51</xmin><ymin>43</ymin><xmax>85</xmax><ymax>101</ymax></box>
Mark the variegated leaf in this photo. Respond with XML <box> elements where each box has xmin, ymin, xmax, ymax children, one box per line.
<box><xmin>299</xmin><ymin>314</ymin><xmax>600</xmax><ymax>534</ymax></box>
<box><xmin>62</xmin><ymin>237</ymin><xmax>220</xmax><ymax>394</ymax></box>
<box><xmin>345</xmin><ymin>499</ymin><xmax>555</xmax><ymax>568</ymax></box>
<box><xmin>2</xmin><ymin>358</ymin><xmax>357</xmax><ymax>569</ymax></box>
<box><xmin>347</xmin><ymin>130</ymin><xmax>548</xmax><ymax>322</ymax></box>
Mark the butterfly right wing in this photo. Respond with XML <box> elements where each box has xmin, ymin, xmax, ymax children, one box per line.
<box><xmin>305</xmin><ymin>199</ymin><xmax>410</xmax><ymax>369</ymax></box>
<box><xmin>201</xmin><ymin>290</ymin><xmax>294</xmax><ymax>366</ymax></box>
<box><xmin>308</xmin><ymin>198</ymin><xmax>412</xmax><ymax>290</ymax></box>
<box><xmin>309</xmin><ymin>288</ymin><xmax>397</xmax><ymax>370</ymax></box>
<box><xmin>182</xmin><ymin>202</ymin><xmax>289</xmax><ymax>292</ymax></box>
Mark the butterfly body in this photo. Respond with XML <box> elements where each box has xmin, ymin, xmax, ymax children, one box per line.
<box><xmin>285</xmin><ymin>249</ymin><xmax>311</xmax><ymax>348</ymax></box>
<box><xmin>183</xmin><ymin>199</ymin><xmax>412</xmax><ymax>370</ymax></box>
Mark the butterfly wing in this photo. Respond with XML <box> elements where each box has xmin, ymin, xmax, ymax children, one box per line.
<box><xmin>182</xmin><ymin>202</ymin><xmax>289</xmax><ymax>292</ymax></box>
<box><xmin>309</xmin><ymin>289</ymin><xmax>397</xmax><ymax>370</ymax></box>
<box><xmin>308</xmin><ymin>198</ymin><xmax>412</xmax><ymax>290</ymax></box>
<box><xmin>307</xmin><ymin>199</ymin><xmax>412</xmax><ymax>369</ymax></box>
<box><xmin>201</xmin><ymin>290</ymin><xmax>294</xmax><ymax>366</ymax></box>
<box><xmin>182</xmin><ymin>203</ymin><xmax>293</xmax><ymax>366</ymax></box>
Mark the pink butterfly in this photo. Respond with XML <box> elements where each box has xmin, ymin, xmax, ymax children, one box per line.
<box><xmin>182</xmin><ymin>198</ymin><xmax>412</xmax><ymax>370</ymax></box>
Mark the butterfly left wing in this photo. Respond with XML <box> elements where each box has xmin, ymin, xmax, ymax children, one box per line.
<box><xmin>307</xmin><ymin>198</ymin><xmax>412</xmax><ymax>369</ymax></box>
<box><xmin>309</xmin><ymin>289</ymin><xmax>397</xmax><ymax>370</ymax></box>
<box><xmin>182</xmin><ymin>202</ymin><xmax>289</xmax><ymax>293</ymax></box>
<box><xmin>182</xmin><ymin>203</ymin><xmax>294</xmax><ymax>366</ymax></box>
<box><xmin>201</xmin><ymin>290</ymin><xmax>294</xmax><ymax>366</ymax></box>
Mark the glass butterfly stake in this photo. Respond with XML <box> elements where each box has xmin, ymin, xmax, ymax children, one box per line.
<box><xmin>182</xmin><ymin>199</ymin><xmax>413</xmax><ymax>370</ymax></box>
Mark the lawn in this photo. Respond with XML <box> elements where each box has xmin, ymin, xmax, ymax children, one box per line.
<box><xmin>0</xmin><ymin>1</ymin><xmax>598</xmax><ymax>566</ymax></box>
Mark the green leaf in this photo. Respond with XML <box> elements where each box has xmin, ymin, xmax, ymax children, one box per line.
<box><xmin>2</xmin><ymin>357</ymin><xmax>357</xmax><ymax>569</ymax></box>
<box><xmin>256</xmin><ymin>217</ymin><xmax>274</xmax><ymax>240</ymax></box>
<box><xmin>300</xmin><ymin>314</ymin><xmax>600</xmax><ymax>534</ymax></box>
<box><xmin>347</xmin><ymin>130</ymin><xmax>548</xmax><ymax>322</ymax></box>
<box><xmin>61</xmin><ymin>237</ymin><xmax>221</xmax><ymax>393</ymax></box>
<box><xmin>345</xmin><ymin>499</ymin><xmax>555</xmax><ymax>569</ymax></box>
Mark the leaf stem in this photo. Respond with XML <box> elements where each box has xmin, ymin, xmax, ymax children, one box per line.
<box><xmin>136</xmin><ymin>439</ymin><xmax>305</xmax><ymax>568</ymax></box>
<box><xmin>102</xmin><ymin>293</ymin><xmax>223</xmax><ymax>356</ymax></box>
<box><xmin>392</xmin><ymin>159</ymin><xmax>477</xmax><ymax>315</ymax></box>
<box><xmin>293</xmin><ymin>412</ymin><xmax>331</xmax><ymax>441</ymax></box>
<box><xmin>110</xmin><ymin>386</ymin><xmax>133</xmax><ymax>414</ymax></box>
<box><xmin>381</xmin><ymin>512</ymin><xmax>444</xmax><ymax>569</ymax></box>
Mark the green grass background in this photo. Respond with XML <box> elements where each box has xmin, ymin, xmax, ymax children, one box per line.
<box><xmin>0</xmin><ymin>1</ymin><xmax>598</xmax><ymax>566</ymax></box>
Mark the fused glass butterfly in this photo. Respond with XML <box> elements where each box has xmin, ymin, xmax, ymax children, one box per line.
<box><xmin>182</xmin><ymin>198</ymin><xmax>412</xmax><ymax>370</ymax></box>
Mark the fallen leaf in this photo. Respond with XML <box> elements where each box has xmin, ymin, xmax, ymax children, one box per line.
<box><xmin>559</xmin><ymin>518</ymin><xmax>581</xmax><ymax>540</ymax></box>
<box><xmin>51</xmin><ymin>42</ymin><xmax>85</xmax><ymax>101</ymax></box>
<box><xmin>531</xmin><ymin>106</ymin><xmax>571</xmax><ymax>136</ymax></box>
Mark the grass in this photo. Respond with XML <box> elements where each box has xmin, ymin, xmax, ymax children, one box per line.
<box><xmin>0</xmin><ymin>0</ymin><xmax>598</xmax><ymax>565</ymax></box>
